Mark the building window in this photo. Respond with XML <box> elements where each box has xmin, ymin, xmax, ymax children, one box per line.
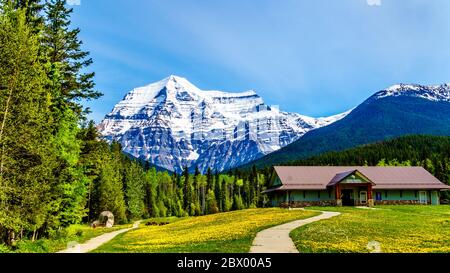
<box><xmin>376</xmin><ymin>192</ymin><xmax>382</xmax><ymax>201</ymax></box>
<box><xmin>419</xmin><ymin>191</ymin><xmax>428</xmax><ymax>204</ymax></box>
<box><xmin>385</xmin><ymin>191</ymin><xmax>388</xmax><ymax>198</ymax></box>
<box><xmin>400</xmin><ymin>190</ymin><xmax>403</xmax><ymax>198</ymax></box>
<box><xmin>303</xmin><ymin>191</ymin><xmax>306</xmax><ymax>199</ymax></box>
<box><xmin>318</xmin><ymin>191</ymin><xmax>320</xmax><ymax>199</ymax></box>
<box><xmin>328</xmin><ymin>190</ymin><xmax>332</xmax><ymax>198</ymax></box>
<box><xmin>415</xmin><ymin>191</ymin><xmax>418</xmax><ymax>198</ymax></box>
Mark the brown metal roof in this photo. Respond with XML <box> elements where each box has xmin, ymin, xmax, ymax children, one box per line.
<box><xmin>329</xmin><ymin>170</ymin><xmax>357</xmax><ymax>186</ymax></box>
<box><xmin>272</xmin><ymin>166</ymin><xmax>450</xmax><ymax>191</ymax></box>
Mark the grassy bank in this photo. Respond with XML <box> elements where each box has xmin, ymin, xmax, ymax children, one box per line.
<box><xmin>0</xmin><ymin>223</ymin><xmax>133</xmax><ymax>253</ymax></box>
<box><xmin>291</xmin><ymin>205</ymin><xmax>450</xmax><ymax>253</ymax></box>
<box><xmin>93</xmin><ymin>208</ymin><xmax>319</xmax><ymax>253</ymax></box>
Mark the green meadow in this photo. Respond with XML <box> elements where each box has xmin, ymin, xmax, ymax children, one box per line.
<box><xmin>92</xmin><ymin>208</ymin><xmax>319</xmax><ymax>253</ymax></box>
<box><xmin>291</xmin><ymin>205</ymin><xmax>450</xmax><ymax>253</ymax></box>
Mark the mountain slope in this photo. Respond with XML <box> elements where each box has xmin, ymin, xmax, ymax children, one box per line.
<box><xmin>290</xmin><ymin>135</ymin><xmax>450</xmax><ymax>167</ymax></box>
<box><xmin>246</xmin><ymin>83</ymin><xmax>450</xmax><ymax>168</ymax></box>
<box><xmin>98</xmin><ymin>75</ymin><xmax>349</xmax><ymax>173</ymax></box>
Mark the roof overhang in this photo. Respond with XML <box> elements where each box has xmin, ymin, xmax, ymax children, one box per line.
<box><xmin>263</xmin><ymin>185</ymin><xmax>450</xmax><ymax>192</ymax></box>
<box><xmin>263</xmin><ymin>184</ymin><xmax>326</xmax><ymax>193</ymax></box>
<box><xmin>372</xmin><ymin>185</ymin><xmax>450</xmax><ymax>190</ymax></box>
<box><xmin>327</xmin><ymin>169</ymin><xmax>375</xmax><ymax>187</ymax></box>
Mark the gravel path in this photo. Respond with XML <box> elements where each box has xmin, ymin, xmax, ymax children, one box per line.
<box><xmin>57</xmin><ymin>221</ymin><xmax>141</xmax><ymax>253</ymax></box>
<box><xmin>249</xmin><ymin>211</ymin><xmax>340</xmax><ymax>253</ymax></box>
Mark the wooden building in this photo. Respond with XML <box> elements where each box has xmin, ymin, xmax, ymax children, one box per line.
<box><xmin>265</xmin><ymin>166</ymin><xmax>450</xmax><ymax>207</ymax></box>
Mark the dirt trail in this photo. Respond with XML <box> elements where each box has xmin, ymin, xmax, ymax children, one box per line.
<box><xmin>57</xmin><ymin>221</ymin><xmax>141</xmax><ymax>253</ymax></box>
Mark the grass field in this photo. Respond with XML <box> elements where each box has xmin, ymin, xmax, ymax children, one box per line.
<box><xmin>11</xmin><ymin>205</ymin><xmax>446</xmax><ymax>253</ymax></box>
<box><xmin>291</xmin><ymin>205</ymin><xmax>450</xmax><ymax>253</ymax></box>
<box><xmin>93</xmin><ymin>208</ymin><xmax>319</xmax><ymax>253</ymax></box>
<box><xmin>0</xmin><ymin>223</ymin><xmax>133</xmax><ymax>253</ymax></box>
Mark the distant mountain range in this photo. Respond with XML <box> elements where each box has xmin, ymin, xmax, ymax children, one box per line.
<box><xmin>245</xmin><ymin>83</ymin><xmax>450</xmax><ymax>168</ymax></box>
<box><xmin>99</xmin><ymin>78</ymin><xmax>450</xmax><ymax>173</ymax></box>
<box><xmin>98</xmin><ymin>75</ymin><xmax>349</xmax><ymax>173</ymax></box>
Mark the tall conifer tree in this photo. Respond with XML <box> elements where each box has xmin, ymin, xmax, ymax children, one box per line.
<box><xmin>43</xmin><ymin>0</ymin><xmax>101</xmax><ymax>119</ymax></box>
<box><xmin>0</xmin><ymin>5</ymin><xmax>55</xmax><ymax>243</ymax></box>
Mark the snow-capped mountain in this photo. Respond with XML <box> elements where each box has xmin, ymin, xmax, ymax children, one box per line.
<box><xmin>375</xmin><ymin>83</ymin><xmax>450</xmax><ymax>102</ymax></box>
<box><xmin>247</xmin><ymin>82</ymin><xmax>450</xmax><ymax>168</ymax></box>
<box><xmin>98</xmin><ymin>75</ymin><xmax>350</xmax><ymax>173</ymax></box>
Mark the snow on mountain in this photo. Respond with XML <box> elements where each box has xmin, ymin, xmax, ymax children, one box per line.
<box><xmin>376</xmin><ymin>83</ymin><xmax>450</xmax><ymax>102</ymax></box>
<box><xmin>298</xmin><ymin>110</ymin><xmax>353</xmax><ymax>128</ymax></box>
<box><xmin>98</xmin><ymin>75</ymin><xmax>350</xmax><ymax>173</ymax></box>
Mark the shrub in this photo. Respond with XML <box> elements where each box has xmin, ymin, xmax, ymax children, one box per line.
<box><xmin>0</xmin><ymin>244</ymin><xmax>12</xmax><ymax>253</ymax></box>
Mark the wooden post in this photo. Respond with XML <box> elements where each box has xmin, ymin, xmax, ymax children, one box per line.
<box><xmin>335</xmin><ymin>184</ymin><xmax>342</xmax><ymax>206</ymax></box>
<box><xmin>368</xmin><ymin>183</ymin><xmax>374</xmax><ymax>207</ymax></box>
<box><xmin>285</xmin><ymin>190</ymin><xmax>290</xmax><ymax>208</ymax></box>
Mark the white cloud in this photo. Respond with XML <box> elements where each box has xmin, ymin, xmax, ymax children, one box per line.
<box><xmin>67</xmin><ymin>0</ymin><xmax>81</xmax><ymax>6</ymax></box>
<box><xmin>367</xmin><ymin>0</ymin><xmax>381</xmax><ymax>6</ymax></box>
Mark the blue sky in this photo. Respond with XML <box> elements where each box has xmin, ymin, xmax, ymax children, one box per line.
<box><xmin>70</xmin><ymin>0</ymin><xmax>450</xmax><ymax>122</ymax></box>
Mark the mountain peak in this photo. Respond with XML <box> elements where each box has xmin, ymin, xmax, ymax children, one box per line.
<box><xmin>99</xmin><ymin>76</ymin><xmax>350</xmax><ymax>173</ymax></box>
<box><xmin>376</xmin><ymin>83</ymin><xmax>450</xmax><ymax>102</ymax></box>
<box><xmin>164</xmin><ymin>74</ymin><xmax>189</xmax><ymax>84</ymax></box>
<box><xmin>158</xmin><ymin>75</ymin><xmax>199</xmax><ymax>91</ymax></box>
<box><xmin>137</xmin><ymin>75</ymin><xmax>261</xmax><ymax>102</ymax></box>
<box><xmin>385</xmin><ymin>83</ymin><xmax>421</xmax><ymax>92</ymax></box>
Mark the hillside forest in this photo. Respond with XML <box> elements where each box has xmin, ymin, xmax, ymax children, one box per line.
<box><xmin>0</xmin><ymin>0</ymin><xmax>268</xmax><ymax>248</ymax></box>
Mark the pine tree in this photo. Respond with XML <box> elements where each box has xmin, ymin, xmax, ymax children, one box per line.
<box><xmin>232</xmin><ymin>194</ymin><xmax>244</xmax><ymax>211</ymax></box>
<box><xmin>193</xmin><ymin>166</ymin><xmax>202</xmax><ymax>215</ymax></box>
<box><xmin>0</xmin><ymin>6</ymin><xmax>55</xmax><ymax>243</ymax></box>
<box><xmin>43</xmin><ymin>0</ymin><xmax>101</xmax><ymax>118</ymax></box>
<box><xmin>11</xmin><ymin>0</ymin><xmax>44</xmax><ymax>30</ymax></box>
<box><xmin>79</xmin><ymin>135</ymin><xmax>127</xmax><ymax>223</ymax></box>
<box><xmin>34</xmin><ymin>0</ymin><xmax>103</xmax><ymax>231</ymax></box>
<box><xmin>144</xmin><ymin>160</ymin><xmax>151</xmax><ymax>171</ymax></box>
<box><xmin>46</xmin><ymin>109</ymin><xmax>88</xmax><ymax>230</ymax></box>
<box><xmin>205</xmin><ymin>189</ymin><xmax>219</xmax><ymax>214</ymax></box>
<box><xmin>221</xmin><ymin>176</ymin><xmax>232</xmax><ymax>212</ymax></box>
<box><xmin>182</xmin><ymin>166</ymin><xmax>190</xmax><ymax>212</ymax></box>
<box><xmin>125</xmin><ymin>161</ymin><xmax>145</xmax><ymax>220</ymax></box>
<box><xmin>198</xmin><ymin>174</ymin><xmax>207</xmax><ymax>215</ymax></box>
<box><xmin>78</xmin><ymin>121</ymin><xmax>103</xmax><ymax>222</ymax></box>
<box><xmin>97</xmin><ymin>149</ymin><xmax>127</xmax><ymax>223</ymax></box>
<box><xmin>206</xmin><ymin>167</ymin><xmax>213</xmax><ymax>190</ymax></box>
<box><xmin>257</xmin><ymin>173</ymin><xmax>266</xmax><ymax>207</ymax></box>
<box><xmin>144</xmin><ymin>167</ymin><xmax>158</xmax><ymax>217</ymax></box>
<box><xmin>250</xmin><ymin>165</ymin><xmax>258</xmax><ymax>206</ymax></box>
<box><xmin>213</xmin><ymin>170</ymin><xmax>221</xmax><ymax>210</ymax></box>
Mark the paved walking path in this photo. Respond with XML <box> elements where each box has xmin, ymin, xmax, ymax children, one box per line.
<box><xmin>57</xmin><ymin>221</ymin><xmax>141</xmax><ymax>253</ymax></box>
<box><xmin>249</xmin><ymin>211</ymin><xmax>340</xmax><ymax>253</ymax></box>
